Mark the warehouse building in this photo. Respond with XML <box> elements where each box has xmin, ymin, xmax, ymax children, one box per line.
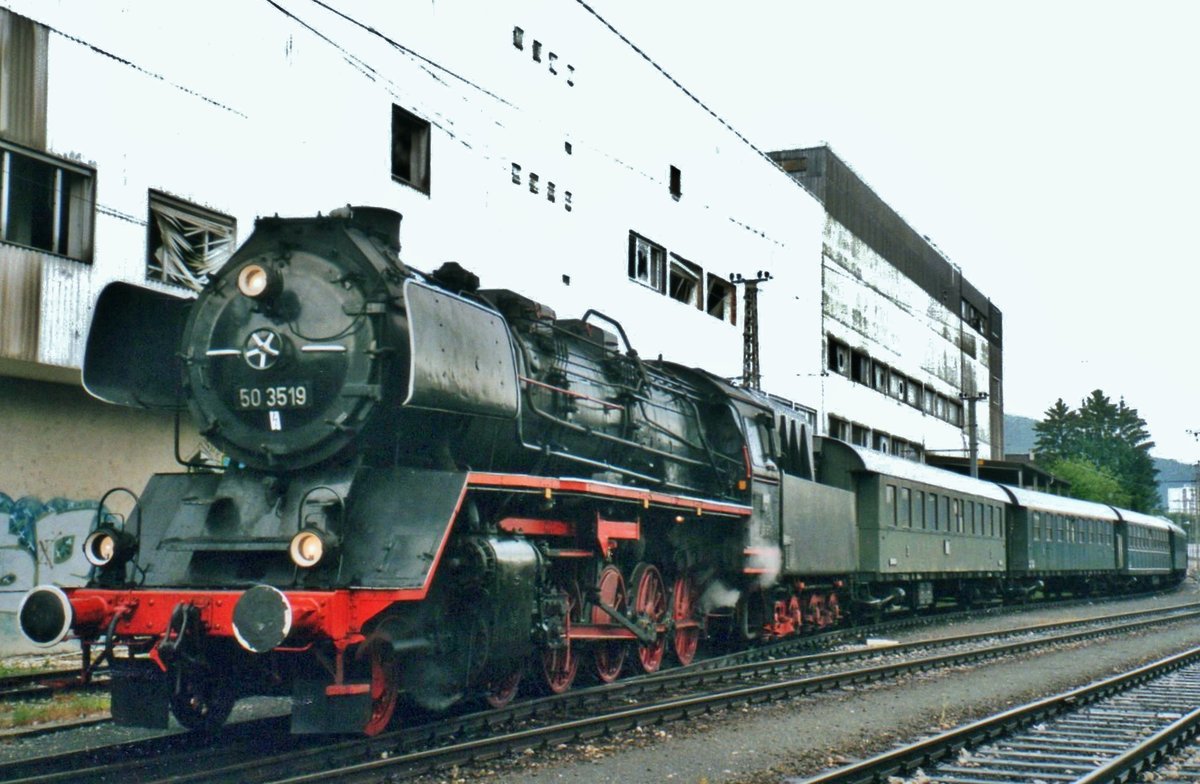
<box><xmin>0</xmin><ymin>2</ymin><xmax>1002</xmax><ymax>644</ymax></box>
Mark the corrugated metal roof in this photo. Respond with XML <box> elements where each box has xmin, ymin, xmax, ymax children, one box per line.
<box><xmin>1112</xmin><ymin>507</ymin><xmax>1182</xmax><ymax>534</ymax></box>
<box><xmin>1002</xmin><ymin>485</ymin><xmax>1119</xmax><ymax>521</ymax></box>
<box><xmin>831</xmin><ymin>442</ymin><xmax>1010</xmax><ymax>503</ymax></box>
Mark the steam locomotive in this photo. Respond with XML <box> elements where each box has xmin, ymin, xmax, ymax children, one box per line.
<box><xmin>18</xmin><ymin>207</ymin><xmax>1186</xmax><ymax>735</ymax></box>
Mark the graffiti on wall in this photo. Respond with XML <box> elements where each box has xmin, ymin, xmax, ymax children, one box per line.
<box><xmin>0</xmin><ymin>492</ymin><xmax>101</xmax><ymax>615</ymax></box>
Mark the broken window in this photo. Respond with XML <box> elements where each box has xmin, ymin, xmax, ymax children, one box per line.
<box><xmin>146</xmin><ymin>191</ymin><xmax>235</xmax><ymax>291</ymax></box>
<box><xmin>667</xmin><ymin>255</ymin><xmax>702</xmax><ymax>308</ymax></box>
<box><xmin>705</xmin><ymin>273</ymin><xmax>736</xmax><ymax>324</ymax></box>
<box><xmin>628</xmin><ymin>232</ymin><xmax>665</xmax><ymax>293</ymax></box>
<box><xmin>391</xmin><ymin>104</ymin><xmax>431</xmax><ymax>193</ymax></box>
<box><xmin>0</xmin><ymin>141</ymin><xmax>94</xmax><ymax>261</ymax></box>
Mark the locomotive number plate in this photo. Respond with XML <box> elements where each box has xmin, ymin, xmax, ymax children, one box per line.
<box><xmin>236</xmin><ymin>384</ymin><xmax>310</xmax><ymax>410</ymax></box>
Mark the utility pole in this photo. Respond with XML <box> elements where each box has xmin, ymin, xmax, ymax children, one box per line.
<box><xmin>1188</xmin><ymin>430</ymin><xmax>1200</xmax><ymax>551</ymax></box>
<box><xmin>961</xmin><ymin>391</ymin><xmax>989</xmax><ymax>478</ymax></box>
<box><xmin>730</xmin><ymin>271</ymin><xmax>772</xmax><ymax>390</ymax></box>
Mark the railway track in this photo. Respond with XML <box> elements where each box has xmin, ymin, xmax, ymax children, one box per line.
<box><xmin>0</xmin><ymin>668</ymin><xmax>99</xmax><ymax>701</ymax></box>
<box><xmin>792</xmin><ymin>645</ymin><xmax>1200</xmax><ymax>784</ymax></box>
<box><xmin>3</xmin><ymin>599</ymin><xmax>1198</xmax><ymax>783</ymax></box>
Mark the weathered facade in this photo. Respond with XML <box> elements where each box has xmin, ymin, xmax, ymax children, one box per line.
<box><xmin>771</xmin><ymin>146</ymin><xmax>1004</xmax><ymax>461</ymax></box>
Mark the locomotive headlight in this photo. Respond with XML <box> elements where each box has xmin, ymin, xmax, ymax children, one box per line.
<box><xmin>289</xmin><ymin>529</ymin><xmax>337</xmax><ymax>568</ymax></box>
<box><xmin>237</xmin><ymin>263</ymin><xmax>281</xmax><ymax>300</ymax></box>
<box><xmin>83</xmin><ymin>526</ymin><xmax>137</xmax><ymax>568</ymax></box>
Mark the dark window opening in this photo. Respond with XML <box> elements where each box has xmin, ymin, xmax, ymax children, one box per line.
<box><xmin>872</xmin><ymin>361</ymin><xmax>887</xmax><ymax>392</ymax></box>
<box><xmin>548</xmin><ymin>52</ymin><xmax>558</xmax><ymax>74</ymax></box>
<box><xmin>564</xmin><ymin>141</ymin><xmax>573</xmax><ymax>155</ymax></box>
<box><xmin>779</xmin><ymin>156</ymin><xmax>808</xmax><ymax>173</ymax></box>
<box><xmin>532</xmin><ymin>40</ymin><xmax>542</xmax><ymax>62</ymax></box>
<box><xmin>391</xmin><ymin>105</ymin><xmax>431</xmax><ymax>193</ymax></box>
<box><xmin>511</xmin><ymin>162</ymin><xmax>521</xmax><ymax>184</ymax></box>
<box><xmin>827</xmin><ymin>336</ymin><xmax>849</xmax><ymax>375</ymax></box>
<box><xmin>512</xmin><ymin>26</ymin><xmax>524</xmax><ymax>50</ymax></box>
<box><xmin>546</xmin><ymin>181</ymin><xmax>555</xmax><ymax>202</ymax></box>
<box><xmin>705</xmin><ymin>273</ymin><xmax>736</xmax><ymax>324</ymax></box>
<box><xmin>667</xmin><ymin>255</ymin><xmax>702</xmax><ymax>308</ymax></box>
<box><xmin>0</xmin><ymin>142</ymin><xmax>94</xmax><ymax>262</ymax></box>
<box><xmin>850</xmin><ymin>349</ymin><xmax>869</xmax><ymax>384</ymax></box>
<box><xmin>528</xmin><ymin>172</ymin><xmax>539</xmax><ymax>194</ymax></box>
<box><xmin>669</xmin><ymin>165</ymin><xmax>681</xmax><ymax>199</ymax></box>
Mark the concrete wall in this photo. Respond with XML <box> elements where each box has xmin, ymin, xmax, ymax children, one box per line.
<box><xmin>0</xmin><ymin>375</ymin><xmax>193</xmax><ymax>653</ymax></box>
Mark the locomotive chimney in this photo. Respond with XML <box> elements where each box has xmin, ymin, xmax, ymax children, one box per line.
<box><xmin>332</xmin><ymin>206</ymin><xmax>403</xmax><ymax>252</ymax></box>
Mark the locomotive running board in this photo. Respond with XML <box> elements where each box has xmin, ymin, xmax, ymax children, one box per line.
<box><xmin>466</xmin><ymin>472</ymin><xmax>752</xmax><ymax>518</ymax></box>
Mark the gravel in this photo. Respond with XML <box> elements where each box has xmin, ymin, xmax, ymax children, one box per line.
<box><xmin>444</xmin><ymin>582</ymin><xmax>1200</xmax><ymax>784</ymax></box>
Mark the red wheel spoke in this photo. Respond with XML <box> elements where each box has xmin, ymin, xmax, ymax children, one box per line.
<box><xmin>631</xmin><ymin>563</ymin><xmax>667</xmax><ymax>673</ymax></box>
<box><xmin>592</xmin><ymin>564</ymin><xmax>626</xmax><ymax>682</ymax></box>
<box><xmin>671</xmin><ymin>573</ymin><xmax>700</xmax><ymax>666</ymax></box>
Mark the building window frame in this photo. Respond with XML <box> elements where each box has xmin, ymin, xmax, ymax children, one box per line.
<box><xmin>667</xmin><ymin>253</ymin><xmax>702</xmax><ymax>308</ymax></box>
<box><xmin>0</xmin><ymin>139</ymin><xmax>94</xmax><ymax>262</ymax></box>
<box><xmin>628</xmin><ymin>232</ymin><xmax>666</xmax><ymax>293</ymax></box>
<box><xmin>391</xmin><ymin>103</ymin><xmax>431</xmax><ymax>194</ymax></box>
<box><xmin>146</xmin><ymin>190</ymin><xmax>236</xmax><ymax>291</ymax></box>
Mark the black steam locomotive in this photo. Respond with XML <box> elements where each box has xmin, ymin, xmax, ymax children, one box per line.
<box><xmin>18</xmin><ymin>208</ymin><xmax>1186</xmax><ymax>734</ymax></box>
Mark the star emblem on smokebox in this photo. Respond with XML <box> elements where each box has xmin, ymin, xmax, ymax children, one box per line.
<box><xmin>243</xmin><ymin>328</ymin><xmax>282</xmax><ymax>370</ymax></box>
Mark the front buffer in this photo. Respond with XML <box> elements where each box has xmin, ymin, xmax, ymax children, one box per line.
<box><xmin>16</xmin><ymin>466</ymin><xmax>522</xmax><ymax>735</ymax></box>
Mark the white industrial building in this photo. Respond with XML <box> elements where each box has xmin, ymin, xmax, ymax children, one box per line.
<box><xmin>0</xmin><ymin>2</ymin><xmax>1002</xmax><ymax>640</ymax></box>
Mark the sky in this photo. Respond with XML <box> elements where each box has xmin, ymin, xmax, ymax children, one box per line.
<box><xmin>588</xmin><ymin>0</ymin><xmax>1200</xmax><ymax>461</ymax></box>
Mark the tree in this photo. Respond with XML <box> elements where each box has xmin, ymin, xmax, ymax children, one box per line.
<box><xmin>1032</xmin><ymin>390</ymin><xmax>1159</xmax><ymax>512</ymax></box>
<box><xmin>1033</xmin><ymin>398</ymin><xmax>1077</xmax><ymax>463</ymax></box>
<box><xmin>1045</xmin><ymin>457</ymin><xmax>1130</xmax><ymax>507</ymax></box>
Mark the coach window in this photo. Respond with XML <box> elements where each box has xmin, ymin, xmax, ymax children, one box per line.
<box><xmin>952</xmin><ymin>499</ymin><xmax>962</xmax><ymax>533</ymax></box>
<box><xmin>391</xmin><ymin>104</ymin><xmax>431</xmax><ymax>193</ymax></box>
<box><xmin>967</xmin><ymin>501</ymin><xmax>976</xmax><ymax>535</ymax></box>
<box><xmin>885</xmin><ymin>485</ymin><xmax>897</xmax><ymax>525</ymax></box>
<box><xmin>927</xmin><ymin>493</ymin><xmax>938</xmax><ymax>530</ymax></box>
<box><xmin>1032</xmin><ymin>512</ymin><xmax>1041</xmax><ymax>542</ymax></box>
<box><xmin>898</xmin><ymin>487</ymin><xmax>911</xmax><ymax>527</ymax></box>
<box><xmin>914</xmin><ymin>491</ymin><xmax>925</xmax><ymax>529</ymax></box>
<box><xmin>942</xmin><ymin>496</ymin><xmax>951</xmax><ymax>532</ymax></box>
